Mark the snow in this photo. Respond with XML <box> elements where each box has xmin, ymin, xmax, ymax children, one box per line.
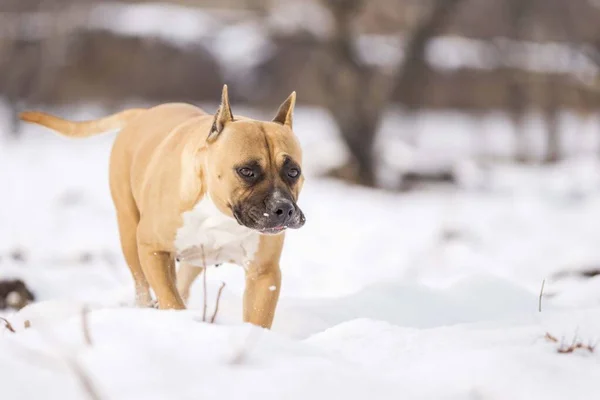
<box><xmin>2</xmin><ymin>102</ymin><xmax>600</xmax><ymax>398</ymax></box>
<box><xmin>1</xmin><ymin>308</ymin><xmax>402</xmax><ymax>400</ymax></box>
<box><xmin>1</xmin><ymin>289</ymin><xmax>599</xmax><ymax>399</ymax></box>
<box><xmin>209</xmin><ymin>21</ymin><xmax>275</xmax><ymax>84</ymax></box>
<box><xmin>88</xmin><ymin>2</ymin><xmax>223</xmax><ymax>45</ymax></box>
<box><xmin>267</xmin><ymin>0</ymin><xmax>333</xmax><ymax>38</ymax></box>
<box><xmin>306</xmin><ymin>312</ymin><xmax>600</xmax><ymax>400</ymax></box>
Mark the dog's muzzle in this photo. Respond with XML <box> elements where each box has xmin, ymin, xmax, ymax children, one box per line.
<box><xmin>233</xmin><ymin>192</ymin><xmax>305</xmax><ymax>235</ymax></box>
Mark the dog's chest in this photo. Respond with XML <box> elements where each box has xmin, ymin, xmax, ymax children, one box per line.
<box><xmin>174</xmin><ymin>196</ymin><xmax>260</xmax><ymax>267</ymax></box>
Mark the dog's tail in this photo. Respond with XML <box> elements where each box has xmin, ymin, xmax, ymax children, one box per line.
<box><xmin>19</xmin><ymin>108</ymin><xmax>146</xmax><ymax>138</ymax></box>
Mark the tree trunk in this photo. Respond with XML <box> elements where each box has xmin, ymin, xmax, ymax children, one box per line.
<box><xmin>333</xmin><ymin>111</ymin><xmax>380</xmax><ymax>186</ymax></box>
<box><xmin>544</xmin><ymin>115</ymin><xmax>561</xmax><ymax>164</ymax></box>
<box><xmin>396</xmin><ymin>0</ymin><xmax>466</xmax><ymax>110</ymax></box>
<box><xmin>319</xmin><ymin>0</ymin><xmax>466</xmax><ymax>187</ymax></box>
<box><xmin>506</xmin><ymin>0</ymin><xmax>534</xmax><ymax>163</ymax></box>
<box><xmin>319</xmin><ymin>0</ymin><xmax>384</xmax><ymax>187</ymax></box>
<box><xmin>506</xmin><ymin>78</ymin><xmax>529</xmax><ymax>163</ymax></box>
<box><xmin>543</xmin><ymin>77</ymin><xmax>561</xmax><ymax>164</ymax></box>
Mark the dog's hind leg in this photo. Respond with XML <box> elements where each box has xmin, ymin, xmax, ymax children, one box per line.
<box><xmin>116</xmin><ymin>210</ymin><xmax>153</xmax><ymax>307</ymax></box>
<box><xmin>176</xmin><ymin>262</ymin><xmax>204</xmax><ymax>304</ymax></box>
<box><xmin>109</xmin><ymin>134</ymin><xmax>153</xmax><ymax>308</ymax></box>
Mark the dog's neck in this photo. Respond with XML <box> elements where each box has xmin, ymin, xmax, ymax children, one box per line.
<box><xmin>174</xmin><ymin>193</ymin><xmax>260</xmax><ymax>268</ymax></box>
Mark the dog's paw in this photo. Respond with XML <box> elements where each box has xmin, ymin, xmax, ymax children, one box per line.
<box><xmin>150</xmin><ymin>300</ymin><xmax>159</xmax><ymax>309</ymax></box>
<box><xmin>132</xmin><ymin>296</ymin><xmax>157</xmax><ymax>309</ymax></box>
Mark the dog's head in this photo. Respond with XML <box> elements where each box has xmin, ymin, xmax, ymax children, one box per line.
<box><xmin>202</xmin><ymin>85</ymin><xmax>305</xmax><ymax>235</ymax></box>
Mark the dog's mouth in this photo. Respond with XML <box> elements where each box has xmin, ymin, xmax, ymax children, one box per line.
<box><xmin>232</xmin><ymin>205</ymin><xmax>305</xmax><ymax>234</ymax></box>
<box><xmin>260</xmin><ymin>226</ymin><xmax>287</xmax><ymax>235</ymax></box>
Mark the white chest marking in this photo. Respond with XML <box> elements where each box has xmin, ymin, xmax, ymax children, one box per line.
<box><xmin>174</xmin><ymin>196</ymin><xmax>260</xmax><ymax>267</ymax></box>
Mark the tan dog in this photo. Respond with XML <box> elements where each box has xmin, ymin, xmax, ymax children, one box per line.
<box><xmin>19</xmin><ymin>85</ymin><xmax>305</xmax><ymax>329</ymax></box>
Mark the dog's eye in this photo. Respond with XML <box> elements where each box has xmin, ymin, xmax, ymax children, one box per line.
<box><xmin>238</xmin><ymin>167</ymin><xmax>255</xmax><ymax>178</ymax></box>
<box><xmin>288</xmin><ymin>168</ymin><xmax>300</xmax><ymax>179</ymax></box>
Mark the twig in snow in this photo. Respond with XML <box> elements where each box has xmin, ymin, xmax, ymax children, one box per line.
<box><xmin>538</xmin><ymin>279</ymin><xmax>545</xmax><ymax>312</ymax></box>
<box><xmin>557</xmin><ymin>341</ymin><xmax>596</xmax><ymax>354</ymax></box>
<box><xmin>545</xmin><ymin>331</ymin><xmax>596</xmax><ymax>354</ymax></box>
<box><xmin>81</xmin><ymin>305</ymin><xmax>93</xmax><ymax>346</ymax></box>
<box><xmin>5</xmin><ymin>324</ymin><xmax>103</xmax><ymax>400</ymax></box>
<box><xmin>544</xmin><ymin>332</ymin><xmax>558</xmax><ymax>342</ymax></box>
<box><xmin>210</xmin><ymin>282</ymin><xmax>226</xmax><ymax>324</ymax></box>
<box><xmin>201</xmin><ymin>245</ymin><xmax>208</xmax><ymax>322</ymax></box>
<box><xmin>43</xmin><ymin>334</ymin><xmax>103</xmax><ymax>399</ymax></box>
<box><xmin>229</xmin><ymin>327</ymin><xmax>262</xmax><ymax>365</ymax></box>
<box><xmin>202</xmin><ymin>270</ymin><xmax>208</xmax><ymax>322</ymax></box>
<box><xmin>62</xmin><ymin>355</ymin><xmax>103</xmax><ymax>400</ymax></box>
<box><xmin>0</xmin><ymin>316</ymin><xmax>15</xmax><ymax>333</ymax></box>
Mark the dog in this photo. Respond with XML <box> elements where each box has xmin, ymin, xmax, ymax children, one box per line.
<box><xmin>19</xmin><ymin>85</ymin><xmax>306</xmax><ymax>329</ymax></box>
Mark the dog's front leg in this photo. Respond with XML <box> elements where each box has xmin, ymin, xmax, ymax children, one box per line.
<box><xmin>243</xmin><ymin>262</ymin><xmax>281</xmax><ymax>329</ymax></box>
<box><xmin>138</xmin><ymin>245</ymin><xmax>186</xmax><ymax>310</ymax></box>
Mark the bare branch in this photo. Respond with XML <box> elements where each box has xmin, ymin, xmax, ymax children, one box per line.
<box><xmin>545</xmin><ymin>331</ymin><xmax>596</xmax><ymax>354</ymax></box>
<box><xmin>5</xmin><ymin>324</ymin><xmax>103</xmax><ymax>400</ymax></box>
<box><xmin>228</xmin><ymin>327</ymin><xmax>262</xmax><ymax>365</ymax></box>
<box><xmin>62</xmin><ymin>355</ymin><xmax>103</xmax><ymax>400</ymax></box>
<box><xmin>210</xmin><ymin>282</ymin><xmax>226</xmax><ymax>324</ymax></box>
<box><xmin>538</xmin><ymin>279</ymin><xmax>545</xmax><ymax>313</ymax></box>
<box><xmin>0</xmin><ymin>316</ymin><xmax>16</xmax><ymax>333</ymax></box>
<box><xmin>201</xmin><ymin>245</ymin><xmax>208</xmax><ymax>322</ymax></box>
<box><xmin>544</xmin><ymin>332</ymin><xmax>558</xmax><ymax>343</ymax></box>
<box><xmin>81</xmin><ymin>305</ymin><xmax>93</xmax><ymax>346</ymax></box>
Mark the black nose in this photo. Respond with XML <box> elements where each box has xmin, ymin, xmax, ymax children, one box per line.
<box><xmin>269</xmin><ymin>198</ymin><xmax>294</xmax><ymax>225</ymax></box>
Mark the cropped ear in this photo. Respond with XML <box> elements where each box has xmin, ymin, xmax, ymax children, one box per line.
<box><xmin>207</xmin><ymin>84</ymin><xmax>234</xmax><ymax>142</ymax></box>
<box><xmin>272</xmin><ymin>91</ymin><xmax>296</xmax><ymax>128</ymax></box>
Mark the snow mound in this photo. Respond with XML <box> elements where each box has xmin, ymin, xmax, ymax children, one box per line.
<box><xmin>307</xmin><ymin>312</ymin><xmax>600</xmax><ymax>400</ymax></box>
<box><xmin>2</xmin><ymin>305</ymin><xmax>600</xmax><ymax>400</ymax></box>
<box><xmin>1</xmin><ymin>308</ymin><xmax>402</xmax><ymax>400</ymax></box>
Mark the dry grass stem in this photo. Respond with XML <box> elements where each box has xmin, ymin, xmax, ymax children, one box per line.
<box><xmin>538</xmin><ymin>279</ymin><xmax>545</xmax><ymax>313</ymax></box>
<box><xmin>201</xmin><ymin>245</ymin><xmax>208</xmax><ymax>322</ymax></box>
<box><xmin>544</xmin><ymin>332</ymin><xmax>558</xmax><ymax>343</ymax></box>
<box><xmin>81</xmin><ymin>306</ymin><xmax>93</xmax><ymax>346</ymax></box>
<box><xmin>63</xmin><ymin>355</ymin><xmax>103</xmax><ymax>400</ymax></box>
<box><xmin>545</xmin><ymin>331</ymin><xmax>596</xmax><ymax>354</ymax></box>
<box><xmin>0</xmin><ymin>316</ymin><xmax>16</xmax><ymax>333</ymax></box>
<box><xmin>229</xmin><ymin>327</ymin><xmax>261</xmax><ymax>365</ymax></box>
<box><xmin>210</xmin><ymin>282</ymin><xmax>226</xmax><ymax>324</ymax></box>
<box><xmin>5</xmin><ymin>328</ymin><xmax>103</xmax><ymax>400</ymax></box>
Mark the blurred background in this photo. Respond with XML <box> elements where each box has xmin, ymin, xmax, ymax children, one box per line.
<box><xmin>2</xmin><ymin>0</ymin><xmax>600</xmax><ymax>315</ymax></box>
<box><xmin>3</xmin><ymin>0</ymin><xmax>600</xmax><ymax>184</ymax></box>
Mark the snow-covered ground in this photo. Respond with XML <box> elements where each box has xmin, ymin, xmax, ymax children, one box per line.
<box><xmin>1</xmin><ymin>103</ymin><xmax>600</xmax><ymax>399</ymax></box>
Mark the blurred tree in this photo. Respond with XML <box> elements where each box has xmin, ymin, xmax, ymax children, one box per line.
<box><xmin>542</xmin><ymin>76</ymin><xmax>561</xmax><ymax>164</ymax></box>
<box><xmin>395</xmin><ymin>0</ymin><xmax>465</xmax><ymax>110</ymax></box>
<box><xmin>505</xmin><ymin>0</ymin><xmax>533</xmax><ymax>163</ymax></box>
<box><xmin>3</xmin><ymin>0</ymin><xmax>600</xmax><ymax>171</ymax></box>
<box><xmin>0</xmin><ymin>0</ymin><xmax>83</xmax><ymax>137</ymax></box>
<box><xmin>541</xmin><ymin>0</ymin><xmax>568</xmax><ymax>164</ymax></box>
<box><xmin>318</xmin><ymin>0</ymin><xmax>387</xmax><ymax>187</ymax></box>
<box><xmin>320</xmin><ymin>0</ymin><xmax>465</xmax><ymax>187</ymax></box>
